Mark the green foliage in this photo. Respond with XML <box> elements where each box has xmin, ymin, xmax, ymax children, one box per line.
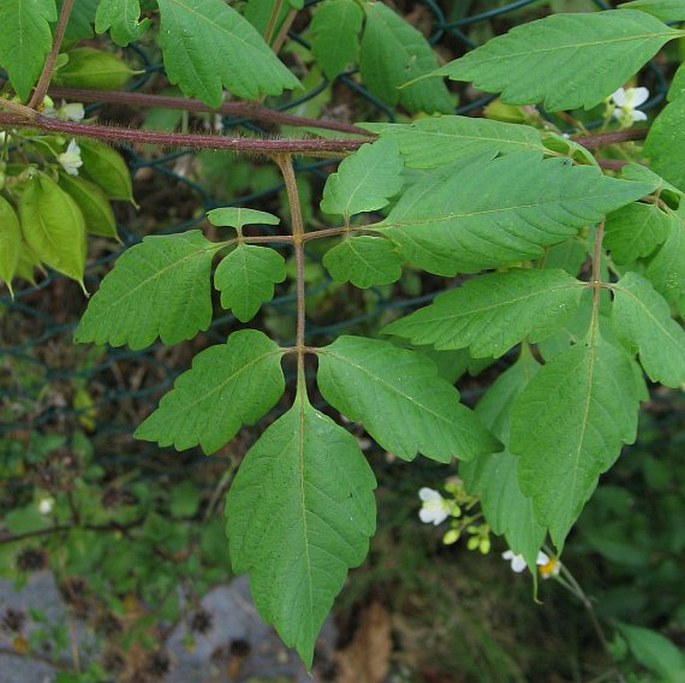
<box><xmin>207</xmin><ymin>207</ymin><xmax>280</xmax><ymax>231</ymax></box>
<box><xmin>434</xmin><ymin>10</ymin><xmax>683</xmax><ymax>111</ymax></box>
<box><xmin>57</xmin><ymin>173</ymin><xmax>119</xmax><ymax>240</ymax></box>
<box><xmin>61</xmin><ymin>0</ymin><xmax>99</xmax><ymax>43</ymax></box>
<box><xmin>372</xmin><ymin>152</ymin><xmax>652</xmax><ymax>276</ymax></box>
<box><xmin>384</xmin><ymin>269</ymin><xmax>585</xmax><ymax>358</ymax></box>
<box><xmin>323</xmin><ymin>236</ymin><xmax>403</xmax><ymax>287</ymax></box>
<box><xmin>75</xmin><ymin>232</ymin><xmax>219</xmax><ymax>349</ymax></box>
<box><xmin>612</xmin><ymin>271</ymin><xmax>685</xmax><ymax>388</ymax></box>
<box><xmin>604</xmin><ymin>201</ymin><xmax>672</xmax><ymax>264</ymax></box>
<box><xmin>511</xmin><ymin>332</ymin><xmax>643</xmax><ymax>549</ymax></box>
<box><xmin>317</xmin><ymin>336</ymin><xmax>500</xmax><ymax>463</ymax></box>
<box><xmin>619</xmin><ymin>0</ymin><xmax>685</xmax><ymax>22</ymax></box>
<box><xmin>0</xmin><ymin>0</ymin><xmax>56</xmax><ymax>100</ymax></box>
<box><xmin>310</xmin><ymin>0</ymin><xmax>364</xmax><ymax>79</ymax></box>
<box><xmin>363</xmin><ymin>116</ymin><xmax>546</xmax><ymax>168</ymax></box>
<box><xmin>226</xmin><ymin>388</ymin><xmax>377</xmax><ymax>666</ymax></box>
<box><xmin>136</xmin><ymin>330</ymin><xmax>286</xmax><ymax>454</ymax></box>
<box><xmin>52</xmin><ymin>47</ymin><xmax>135</xmax><ymax>90</ymax></box>
<box><xmin>156</xmin><ymin>0</ymin><xmax>300</xmax><ymax>107</ymax></box>
<box><xmin>320</xmin><ymin>138</ymin><xmax>404</xmax><ymax>219</ymax></box>
<box><xmin>644</xmin><ymin>203</ymin><xmax>685</xmax><ymax>316</ymax></box>
<box><xmin>644</xmin><ymin>94</ymin><xmax>685</xmax><ymax>191</ymax></box>
<box><xmin>616</xmin><ymin>622</ymin><xmax>685</xmax><ymax>681</ymax></box>
<box><xmin>359</xmin><ymin>1</ymin><xmax>452</xmax><ymax>114</ymax></box>
<box><xmin>460</xmin><ymin>351</ymin><xmax>546</xmax><ymax>568</ymax></box>
<box><xmin>78</xmin><ymin>138</ymin><xmax>135</xmax><ymax>202</ymax></box>
<box><xmin>94</xmin><ymin>0</ymin><xmax>149</xmax><ymax>46</ymax></box>
<box><xmin>214</xmin><ymin>245</ymin><xmax>287</xmax><ymax>322</ymax></box>
<box><xmin>5</xmin><ymin>0</ymin><xmax>685</xmax><ymax>672</ymax></box>
<box><xmin>0</xmin><ymin>195</ymin><xmax>21</xmax><ymax>295</ymax></box>
<box><xmin>18</xmin><ymin>174</ymin><xmax>87</xmax><ymax>289</ymax></box>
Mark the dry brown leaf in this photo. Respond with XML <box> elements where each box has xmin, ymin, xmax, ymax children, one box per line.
<box><xmin>334</xmin><ymin>601</ymin><xmax>391</xmax><ymax>683</ymax></box>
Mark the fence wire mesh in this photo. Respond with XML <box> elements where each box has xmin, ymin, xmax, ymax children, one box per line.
<box><xmin>0</xmin><ymin>0</ymin><xmax>677</xmax><ymax>477</ymax></box>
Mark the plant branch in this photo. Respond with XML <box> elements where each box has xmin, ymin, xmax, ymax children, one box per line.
<box><xmin>0</xmin><ymin>112</ymin><xmax>365</xmax><ymax>156</ymax></box>
<box><xmin>591</xmin><ymin>221</ymin><xmax>605</xmax><ymax>286</ymax></box>
<box><xmin>272</xmin><ymin>9</ymin><xmax>298</xmax><ymax>55</ymax></box>
<box><xmin>264</xmin><ymin>0</ymin><xmax>285</xmax><ymax>45</ymax></box>
<box><xmin>275</xmin><ymin>154</ymin><xmax>307</xmax><ymax>363</ymax></box>
<box><xmin>28</xmin><ymin>0</ymin><xmax>75</xmax><ymax>108</ymax></box>
<box><xmin>0</xmin><ymin>518</ymin><xmax>145</xmax><ymax>546</ymax></box>
<box><xmin>572</xmin><ymin>128</ymin><xmax>647</xmax><ymax>149</ymax></box>
<box><xmin>0</xmin><ymin>99</ymin><xmax>38</xmax><ymax>120</ymax></box>
<box><xmin>46</xmin><ymin>86</ymin><xmax>374</xmax><ymax>137</ymax></box>
<box><xmin>597</xmin><ymin>158</ymin><xmax>628</xmax><ymax>171</ymax></box>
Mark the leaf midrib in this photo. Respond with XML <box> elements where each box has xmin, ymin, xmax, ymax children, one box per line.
<box><xmin>81</xmin><ymin>237</ymin><xmax>221</xmax><ymax>325</ymax></box>
<box><xmin>321</xmin><ymin>350</ymin><xmax>456</xmax><ymax>429</ymax></box>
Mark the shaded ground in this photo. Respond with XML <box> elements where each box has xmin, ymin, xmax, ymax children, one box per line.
<box><xmin>1</xmin><ymin>573</ymin><xmax>333</xmax><ymax>682</ymax></box>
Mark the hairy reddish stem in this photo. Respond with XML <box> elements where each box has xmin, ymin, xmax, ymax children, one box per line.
<box><xmin>46</xmin><ymin>86</ymin><xmax>374</xmax><ymax>137</ymax></box>
<box><xmin>0</xmin><ymin>112</ymin><xmax>366</xmax><ymax>156</ymax></box>
<box><xmin>572</xmin><ymin>128</ymin><xmax>647</xmax><ymax>149</ymax></box>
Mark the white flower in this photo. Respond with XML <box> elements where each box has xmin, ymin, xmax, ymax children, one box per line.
<box><xmin>611</xmin><ymin>87</ymin><xmax>649</xmax><ymax>123</ymax></box>
<box><xmin>38</xmin><ymin>497</ymin><xmax>54</xmax><ymax>514</ymax></box>
<box><xmin>502</xmin><ymin>549</ymin><xmax>550</xmax><ymax>573</ymax></box>
<box><xmin>418</xmin><ymin>487</ymin><xmax>451</xmax><ymax>526</ymax></box>
<box><xmin>57</xmin><ymin>139</ymin><xmax>83</xmax><ymax>176</ymax></box>
<box><xmin>56</xmin><ymin>102</ymin><xmax>85</xmax><ymax>122</ymax></box>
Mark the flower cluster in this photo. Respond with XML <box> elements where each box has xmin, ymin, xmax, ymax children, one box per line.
<box><xmin>417</xmin><ymin>483</ymin><xmax>490</xmax><ymax>553</ymax></box>
<box><xmin>502</xmin><ymin>549</ymin><xmax>561</xmax><ymax>579</ymax></box>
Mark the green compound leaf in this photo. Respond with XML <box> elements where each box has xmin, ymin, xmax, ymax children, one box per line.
<box><xmin>58</xmin><ymin>172</ymin><xmax>119</xmax><ymax>241</ymax></box>
<box><xmin>226</xmin><ymin>391</ymin><xmax>376</xmax><ymax>666</ymax></box>
<box><xmin>645</xmin><ymin>206</ymin><xmax>685</xmax><ymax>316</ymax></box>
<box><xmin>214</xmin><ymin>244</ymin><xmax>287</xmax><ymax>322</ymax></box>
<box><xmin>95</xmin><ymin>0</ymin><xmax>149</xmax><ymax>46</ymax></box>
<box><xmin>317</xmin><ymin>336</ymin><xmax>500</xmax><ymax>463</ymax></box>
<box><xmin>18</xmin><ymin>174</ymin><xmax>86</xmax><ymax>289</ymax></box>
<box><xmin>311</xmin><ymin>0</ymin><xmax>364</xmax><ymax>79</ymax></box>
<box><xmin>619</xmin><ymin>0</ymin><xmax>685</xmax><ymax>22</ymax></box>
<box><xmin>79</xmin><ymin>139</ymin><xmax>134</xmax><ymax>203</ymax></box>
<box><xmin>323</xmin><ymin>236</ymin><xmax>402</xmax><ymax>288</ymax></box>
<box><xmin>543</xmin><ymin>238</ymin><xmax>589</xmax><ymax>277</ymax></box>
<box><xmin>612</xmin><ymin>271</ymin><xmax>685</xmax><ymax>388</ymax></box>
<box><xmin>0</xmin><ymin>0</ymin><xmax>57</xmax><ymax>101</ymax></box>
<box><xmin>75</xmin><ymin>231</ymin><xmax>217</xmax><ymax>350</ymax></box>
<box><xmin>460</xmin><ymin>351</ymin><xmax>545</xmax><ymax>568</ymax></box>
<box><xmin>361</xmin><ymin>116</ymin><xmax>546</xmax><ymax>169</ymax></box>
<box><xmin>669</xmin><ymin>61</ymin><xmax>685</xmax><ymax>101</ymax></box>
<box><xmin>156</xmin><ymin>0</ymin><xmax>300</xmax><ymax>108</ymax></box>
<box><xmin>434</xmin><ymin>10</ymin><xmax>682</xmax><ymax>111</ymax></box>
<box><xmin>620</xmin><ymin>163</ymin><xmax>682</xmax><ymax>202</ymax></box>
<box><xmin>359</xmin><ymin>1</ymin><xmax>452</xmax><ymax>114</ymax></box>
<box><xmin>61</xmin><ymin>0</ymin><xmax>98</xmax><ymax>42</ymax></box>
<box><xmin>206</xmin><ymin>207</ymin><xmax>280</xmax><ymax>231</ymax></box>
<box><xmin>644</xmin><ymin>94</ymin><xmax>685</xmax><ymax>192</ymax></box>
<box><xmin>0</xmin><ymin>196</ymin><xmax>22</xmax><ymax>296</ymax></box>
<box><xmin>616</xmin><ymin>622</ymin><xmax>685</xmax><ymax>680</ymax></box>
<box><xmin>511</xmin><ymin>333</ymin><xmax>642</xmax><ymax>549</ymax></box>
<box><xmin>384</xmin><ymin>269</ymin><xmax>585</xmax><ymax>358</ymax></box>
<box><xmin>320</xmin><ymin>138</ymin><xmax>404</xmax><ymax>219</ymax></box>
<box><xmin>604</xmin><ymin>201</ymin><xmax>672</xmax><ymax>264</ymax></box>
<box><xmin>135</xmin><ymin>330</ymin><xmax>285</xmax><ymax>454</ymax></box>
<box><xmin>373</xmin><ymin>152</ymin><xmax>652</xmax><ymax>276</ymax></box>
